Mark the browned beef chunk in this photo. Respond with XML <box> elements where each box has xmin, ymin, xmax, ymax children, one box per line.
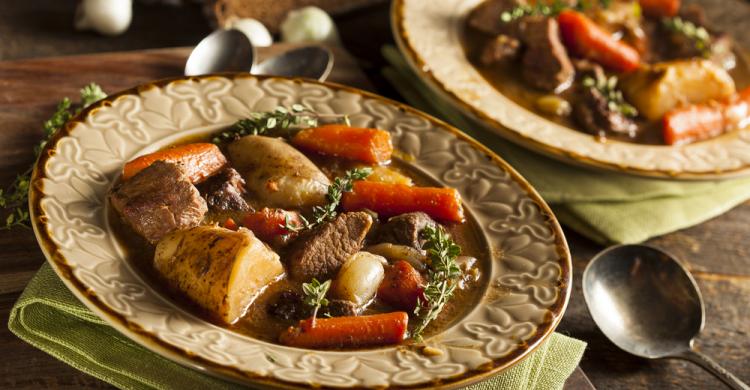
<box><xmin>520</xmin><ymin>16</ymin><xmax>575</xmax><ymax>93</ymax></box>
<box><xmin>110</xmin><ymin>161</ymin><xmax>207</xmax><ymax>244</ymax></box>
<box><xmin>574</xmin><ymin>87</ymin><xmax>638</xmax><ymax>138</ymax></box>
<box><xmin>286</xmin><ymin>212</ymin><xmax>372</xmax><ymax>281</ymax></box>
<box><xmin>468</xmin><ymin>0</ymin><xmax>526</xmax><ymax>36</ymax></box>
<box><xmin>479</xmin><ymin>34</ymin><xmax>522</xmax><ymax>66</ymax></box>
<box><xmin>378</xmin><ymin>212</ymin><xmax>437</xmax><ymax>249</ymax></box>
<box><xmin>198</xmin><ymin>167</ymin><xmax>251</xmax><ymax>212</ymax></box>
<box><xmin>268</xmin><ymin>291</ymin><xmax>358</xmax><ymax>320</ymax></box>
<box><xmin>326</xmin><ymin>300</ymin><xmax>359</xmax><ymax>317</ymax></box>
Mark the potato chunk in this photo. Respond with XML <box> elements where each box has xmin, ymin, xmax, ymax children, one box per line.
<box><xmin>227</xmin><ymin>135</ymin><xmax>330</xmax><ymax>208</ymax></box>
<box><xmin>154</xmin><ymin>226</ymin><xmax>284</xmax><ymax>324</ymax></box>
<box><xmin>621</xmin><ymin>59</ymin><xmax>736</xmax><ymax>121</ymax></box>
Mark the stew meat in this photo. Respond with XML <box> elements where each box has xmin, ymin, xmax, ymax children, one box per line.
<box><xmin>110</xmin><ymin>122</ymin><xmax>485</xmax><ymax>349</ymax></box>
<box><xmin>465</xmin><ymin>0</ymin><xmax>750</xmax><ymax>145</ymax></box>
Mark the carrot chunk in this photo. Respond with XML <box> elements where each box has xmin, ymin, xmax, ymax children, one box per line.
<box><xmin>663</xmin><ymin>86</ymin><xmax>750</xmax><ymax>145</ymax></box>
<box><xmin>222</xmin><ymin>218</ymin><xmax>238</xmax><ymax>231</ymax></box>
<box><xmin>122</xmin><ymin>143</ymin><xmax>227</xmax><ymax>184</ymax></box>
<box><xmin>292</xmin><ymin>124</ymin><xmax>393</xmax><ymax>164</ymax></box>
<box><xmin>279</xmin><ymin>312</ymin><xmax>408</xmax><ymax>349</ymax></box>
<box><xmin>557</xmin><ymin>10</ymin><xmax>641</xmax><ymax>72</ymax></box>
<box><xmin>378</xmin><ymin>260</ymin><xmax>425</xmax><ymax>311</ymax></box>
<box><xmin>639</xmin><ymin>0</ymin><xmax>680</xmax><ymax>17</ymax></box>
<box><xmin>342</xmin><ymin>181</ymin><xmax>464</xmax><ymax>223</ymax></box>
<box><xmin>242</xmin><ymin>208</ymin><xmax>303</xmax><ymax>242</ymax></box>
<box><xmin>663</xmin><ymin>105</ymin><xmax>724</xmax><ymax>145</ymax></box>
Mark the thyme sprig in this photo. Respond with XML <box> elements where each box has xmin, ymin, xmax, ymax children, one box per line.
<box><xmin>1</xmin><ymin>83</ymin><xmax>106</xmax><ymax>230</ymax></box>
<box><xmin>302</xmin><ymin>278</ymin><xmax>331</xmax><ymax>327</ymax></box>
<box><xmin>284</xmin><ymin>167</ymin><xmax>372</xmax><ymax>232</ymax></box>
<box><xmin>213</xmin><ymin>104</ymin><xmax>351</xmax><ymax>144</ymax></box>
<box><xmin>662</xmin><ymin>17</ymin><xmax>712</xmax><ymax>58</ymax></box>
<box><xmin>582</xmin><ymin>75</ymin><xmax>638</xmax><ymax>117</ymax></box>
<box><xmin>412</xmin><ymin>226</ymin><xmax>462</xmax><ymax>341</ymax></box>
<box><xmin>500</xmin><ymin>0</ymin><xmax>593</xmax><ymax>23</ymax></box>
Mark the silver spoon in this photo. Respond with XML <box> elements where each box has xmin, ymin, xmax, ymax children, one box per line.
<box><xmin>583</xmin><ymin>244</ymin><xmax>749</xmax><ymax>390</ymax></box>
<box><xmin>184</xmin><ymin>29</ymin><xmax>333</xmax><ymax>81</ymax></box>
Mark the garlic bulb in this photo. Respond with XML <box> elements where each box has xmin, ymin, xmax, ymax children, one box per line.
<box><xmin>75</xmin><ymin>0</ymin><xmax>133</xmax><ymax>36</ymax></box>
<box><xmin>224</xmin><ymin>17</ymin><xmax>273</xmax><ymax>47</ymax></box>
<box><xmin>280</xmin><ymin>6</ymin><xmax>340</xmax><ymax>45</ymax></box>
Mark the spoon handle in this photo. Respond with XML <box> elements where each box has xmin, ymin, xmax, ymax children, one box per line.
<box><xmin>676</xmin><ymin>349</ymin><xmax>750</xmax><ymax>390</ymax></box>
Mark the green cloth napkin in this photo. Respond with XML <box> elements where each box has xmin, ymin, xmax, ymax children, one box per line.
<box><xmin>9</xmin><ymin>263</ymin><xmax>586</xmax><ymax>390</ymax></box>
<box><xmin>382</xmin><ymin>45</ymin><xmax>750</xmax><ymax>244</ymax></box>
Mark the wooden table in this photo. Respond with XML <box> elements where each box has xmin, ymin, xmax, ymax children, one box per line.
<box><xmin>1</xmin><ymin>2</ymin><xmax>748</xmax><ymax>389</ymax></box>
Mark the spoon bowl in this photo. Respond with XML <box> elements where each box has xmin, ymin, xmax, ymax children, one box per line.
<box><xmin>583</xmin><ymin>244</ymin><xmax>749</xmax><ymax>390</ymax></box>
<box><xmin>185</xmin><ymin>29</ymin><xmax>256</xmax><ymax>76</ymax></box>
<box><xmin>254</xmin><ymin>46</ymin><xmax>333</xmax><ymax>81</ymax></box>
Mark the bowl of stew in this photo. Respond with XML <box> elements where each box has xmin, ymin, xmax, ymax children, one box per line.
<box><xmin>30</xmin><ymin>74</ymin><xmax>571</xmax><ymax>388</ymax></box>
<box><xmin>392</xmin><ymin>0</ymin><xmax>750</xmax><ymax>179</ymax></box>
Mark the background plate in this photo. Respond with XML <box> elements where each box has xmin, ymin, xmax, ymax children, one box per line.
<box><xmin>392</xmin><ymin>0</ymin><xmax>750</xmax><ymax>180</ymax></box>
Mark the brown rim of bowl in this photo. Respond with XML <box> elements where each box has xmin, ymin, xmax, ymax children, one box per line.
<box><xmin>29</xmin><ymin>73</ymin><xmax>572</xmax><ymax>389</ymax></box>
<box><xmin>390</xmin><ymin>0</ymin><xmax>750</xmax><ymax>181</ymax></box>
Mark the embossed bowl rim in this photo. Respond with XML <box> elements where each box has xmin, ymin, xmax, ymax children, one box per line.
<box><xmin>29</xmin><ymin>73</ymin><xmax>572</xmax><ymax>389</ymax></box>
<box><xmin>391</xmin><ymin>0</ymin><xmax>750</xmax><ymax>180</ymax></box>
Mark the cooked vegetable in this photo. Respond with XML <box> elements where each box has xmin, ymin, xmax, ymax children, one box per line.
<box><xmin>663</xmin><ymin>86</ymin><xmax>750</xmax><ymax>145</ymax></box>
<box><xmin>557</xmin><ymin>10</ymin><xmax>641</xmax><ymax>72</ymax></box>
<box><xmin>222</xmin><ymin>217</ymin><xmax>238</xmax><ymax>231</ymax></box>
<box><xmin>292</xmin><ymin>124</ymin><xmax>393</xmax><ymax>164</ymax></box>
<box><xmin>243</xmin><ymin>207</ymin><xmax>303</xmax><ymax>242</ymax></box>
<box><xmin>378</xmin><ymin>260</ymin><xmax>425</xmax><ymax>311</ymax></box>
<box><xmin>365</xmin><ymin>243</ymin><xmax>427</xmax><ymax>271</ymax></box>
<box><xmin>621</xmin><ymin>59</ymin><xmax>736</xmax><ymax>121</ymax></box>
<box><xmin>366</xmin><ymin>166</ymin><xmax>414</xmax><ymax>186</ymax></box>
<box><xmin>279</xmin><ymin>312</ymin><xmax>409</xmax><ymax>348</ymax></box>
<box><xmin>154</xmin><ymin>226</ymin><xmax>284</xmax><ymax>324</ymax></box>
<box><xmin>227</xmin><ymin>135</ymin><xmax>331</xmax><ymax>208</ymax></box>
<box><xmin>535</xmin><ymin>95</ymin><xmax>572</xmax><ymax>117</ymax></box>
<box><xmin>122</xmin><ymin>143</ymin><xmax>227</xmax><ymax>183</ymax></box>
<box><xmin>342</xmin><ymin>181</ymin><xmax>464</xmax><ymax>223</ymax></box>
<box><xmin>412</xmin><ymin>226</ymin><xmax>462</xmax><ymax>341</ymax></box>
<box><xmin>331</xmin><ymin>252</ymin><xmax>386</xmax><ymax>306</ymax></box>
<box><xmin>639</xmin><ymin>0</ymin><xmax>680</xmax><ymax>17</ymax></box>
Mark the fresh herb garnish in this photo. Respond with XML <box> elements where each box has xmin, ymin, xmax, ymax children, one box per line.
<box><xmin>213</xmin><ymin>104</ymin><xmax>351</xmax><ymax>144</ymax></box>
<box><xmin>412</xmin><ymin>226</ymin><xmax>462</xmax><ymax>341</ymax></box>
<box><xmin>582</xmin><ymin>75</ymin><xmax>638</xmax><ymax>117</ymax></box>
<box><xmin>1</xmin><ymin>83</ymin><xmax>106</xmax><ymax>230</ymax></box>
<box><xmin>302</xmin><ymin>278</ymin><xmax>331</xmax><ymax>327</ymax></box>
<box><xmin>500</xmin><ymin>0</ymin><xmax>593</xmax><ymax>23</ymax></box>
<box><xmin>284</xmin><ymin>167</ymin><xmax>372</xmax><ymax>232</ymax></box>
<box><xmin>662</xmin><ymin>17</ymin><xmax>712</xmax><ymax>58</ymax></box>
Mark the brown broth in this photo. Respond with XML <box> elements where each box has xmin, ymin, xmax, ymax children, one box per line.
<box><xmin>110</xmin><ymin>135</ymin><xmax>490</xmax><ymax>347</ymax></box>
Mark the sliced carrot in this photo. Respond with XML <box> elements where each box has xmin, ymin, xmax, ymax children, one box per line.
<box><xmin>222</xmin><ymin>218</ymin><xmax>238</xmax><ymax>231</ymax></box>
<box><xmin>557</xmin><ymin>10</ymin><xmax>641</xmax><ymax>72</ymax></box>
<box><xmin>122</xmin><ymin>143</ymin><xmax>227</xmax><ymax>183</ymax></box>
<box><xmin>378</xmin><ymin>260</ymin><xmax>425</xmax><ymax>312</ymax></box>
<box><xmin>279</xmin><ymin>312</ymin><xmax>408</xmax><ymax>349</ymax></box>
<box><xmin>663</xmin><ymin>86</ymin><xmax>750</xmax><ymax>145</ymax></box>
<box><xmin>663</xmin><ymin>105</ymin><xmax>724</xmax><ymax>145</ymax></box>
<box><xmin>342</xmin><ymin>181</ymin><xmax>464</xmax><ymax>223</ymax></box>
<box><xmin>292</xmin><ymin>124</ymin><xmax>393</xmax><ymax>164</ymax></box>
<box><xmin>639</xmin><ymin>0</ymin><xmax>680</xmax><ymax>17</ymax></box>
<box><xmin>243</xmin><ymin>207</ymin><xmax>302</xmax><ymax>242</ymax></box>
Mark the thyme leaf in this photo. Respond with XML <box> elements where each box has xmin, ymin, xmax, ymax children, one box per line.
<box><xmin>662</xmin><ymin>17</ymin><xmax>712</xmax><ymax>58</ymax></box>
<box><xmin>582</xmin><ymin>75</ymin><xmax>638</xmax><ymax>117</ymax></box>
<box><xmin>302</xmin><ymin>278</ymin><xmax>331</xmax><ymax>327</ymax></box>
<box><xmin>284</xmin><ymin>167</ymin><xmax>372</xmax><ymax>233</ymax></box>
<box><xmin>411</xmin><ymin>226</ymin><xmax>462</xmax><ymax>341</ymax></box>
<box><xmin>212</xmin><ymin>104</ymin><xmax>351</xmax><ymax>144</ymax></box>
<box><xmin>2</xmin><ymin>83</ymin><xmax>106</xmax><ymax>230</ymax></box>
